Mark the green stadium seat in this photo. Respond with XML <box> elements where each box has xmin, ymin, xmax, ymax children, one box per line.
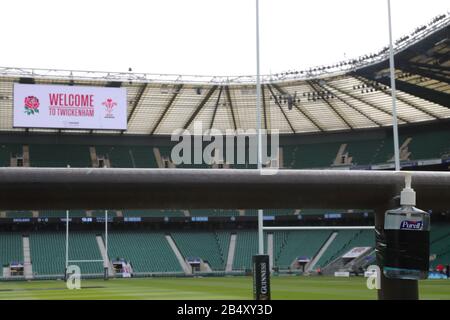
<box><xmin>29</xmin><ymin>144</ymin><xmax>91</xmax><ymax>167</ymax></box>
<box><xmin>315</xmin><ymin>229</ymin><xmax>375</xmax><ymax>269</ymax></box>
<box><xmin>6</xmin><ymin>211</ymin><xmax>33</xmax><ymax>218</ymax></box>
<box><xmin>0</xmin><ymin>233</ymin><xmax>23</xmax><ymax>268</ymax></box>
<box><xmin>105</xmin><ymin>231</ymin><xmax>182</xmax><ymax>273</ymax></box>
<box><xmin>233</xmin><ymin>231</ymin><xmax>267</xmax><ymax>271</ymax></box>
<box><xmin>29</xmin><ymin>231</ymin><xmax>103</xmax><ymax>276</ymax></box>
<box><xmin>274</xmin><ymin>230</ymin><xmax>332</xmax><ymax>269</ymax></box>
<box><xmin>171</xmin><ymin>231</ymin><xmax>230</xmax><ymax>270</ymax></box>
<box><xmin>122</xmin><ymin>209</ymin><xmax>184</xmax><ymax>217</ymax></box>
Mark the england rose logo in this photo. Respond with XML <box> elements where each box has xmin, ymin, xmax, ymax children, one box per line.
<box><xmin>24</xmin><ymin>96</ymin><xmax>40</xmax><ymax>115</ymax></box>
<box><xmin>102</xmin><ymin>98</ymin><xmax>117</xmax><ymax>118</ymax></box>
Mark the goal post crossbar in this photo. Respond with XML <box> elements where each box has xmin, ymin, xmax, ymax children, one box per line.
<box><xmin>262</xmin><ymin>226</ymin><xmax>375</xmax><ymax>231</ymax></box>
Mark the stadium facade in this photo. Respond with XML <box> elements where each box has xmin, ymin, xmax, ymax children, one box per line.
<box><xmin>0</xmin><ymin>14</ymin><xmax>449</xmax><ymax>281</ymax></box>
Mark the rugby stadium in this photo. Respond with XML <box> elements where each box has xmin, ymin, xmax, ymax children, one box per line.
<box><xmin>0</xmin><ymin>12</ymin><xmax>449</xmax><ymax>300</ymax></box>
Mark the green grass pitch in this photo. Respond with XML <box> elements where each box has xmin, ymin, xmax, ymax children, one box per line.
<box><xmin>0</xmin><ymin>276</ymin><xmax>449</xmax><ymax>300</ymax></box>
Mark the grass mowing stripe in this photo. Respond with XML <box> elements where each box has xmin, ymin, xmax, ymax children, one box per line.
<box><xmin>0</xmin><ymin>276</ymin><xmax>447</xmax><ymax>300</ymax></box>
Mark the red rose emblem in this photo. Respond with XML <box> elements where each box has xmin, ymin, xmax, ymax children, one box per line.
<box><xmin>24</xmin><ymin>96</ymin><xmax>40</xmax><ymax>115</ymax></box>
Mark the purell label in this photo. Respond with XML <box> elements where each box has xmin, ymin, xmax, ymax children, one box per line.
<box><xmin>400</xmin><ymin>220</ymin><xmax>423</xmax><ymax>230</ymax></box>
<box><xmin>384</xmin><ymin>210</ymin><xmax>425</xmax><ymax>231</ymax></box>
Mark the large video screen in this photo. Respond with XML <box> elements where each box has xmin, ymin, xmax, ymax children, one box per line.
<box><xmin>13</xmin><ymin>83</ymin><xmax>127</xmax><ymax>130</ymax></box>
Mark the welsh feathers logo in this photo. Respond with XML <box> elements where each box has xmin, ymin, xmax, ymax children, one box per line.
<box><xmin>24</xmin><ymin>96</ymin><xmax>40</xmax><ymax>115</ymax></box>
<box><xmin>102</xmin><ymin>98</ymin><xmax>117</xmax><ymax>118</ymax></box>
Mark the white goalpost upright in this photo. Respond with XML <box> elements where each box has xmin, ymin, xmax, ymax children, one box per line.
<box><xmin>255</xmin><ymin>0</ymin><xmax>264</xmax><ymax>256</ymax></box>
<box><xmin>64</xmin><ymin>209</ymin><xmax>109</xmax><ymax>279</ymax></box>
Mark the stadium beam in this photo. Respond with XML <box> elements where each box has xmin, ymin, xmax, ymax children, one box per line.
<box><xmin>326</xmin><ymin>77</ymin><xmax>410</xmax><ymax>123</ymax></box>
<box><xmin>209</xmin><ymin>86</ymin><xmax>223</xmax><ymax>130</ymax></box>
<box><xmin>127</xmin><ymin>83</ymin><xmax>149</xmax><ymax>123</ymax></box>
<box><xmin>354</xmin><ymin>70</ymin><xmax>450</xmax><ymax>109</ymax></box>
<box><xmin>307</xmin><ymin>80</ymin><xmax>353</xmax><ymax>130</ymax></box>
<box><xmin>271</xmin><ymin>83</ymin><xmax>325</xmax><ymax>132</ymax></box>
<box><xmin>397</xmin><ymin>63</ymin><xmax>449</xmax><ymax>85</ymax></box>
<box><xmin>315</xmin><ymin>81</ymin><xmax>383</xmax><ymax>127</ymax></box>
<box><xmin>0</xmin><ymin>168</ymin><xmax>449</xmax><ymax>211</ymax></box>
<box><xmin>266</xmin><ymin>85</ymin><xmax>296</xmax><ymax>133</ymax></box>
<box><xmin>261</xmin><ymin>85</ymin><xmax>268</xmax><ymax>130</ymax></box>
<box><xmin>407</xmin><ymin>61</ymin><xmax>450</xmax><ymax>74</ymax></box>
<box><xmin>352</xmin><ymin>74</ymin><xmax>439</xmax><ymax>119</ymax></box>
<box><xmin>183</xmin><ymin>86</ymin><xmax>218</xmax><ymax>130</ymax></box>
<box><xmin>225</xmin><ymin>86</ymin><xmax>238</xmax><ymax>130</ymax></box>
<box><xmin>150</xmin><ymin>84</ymin><xmax>183</xmax><ymax>135</ymax></box>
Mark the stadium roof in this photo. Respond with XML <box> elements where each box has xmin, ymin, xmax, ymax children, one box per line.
<box><xmin>0</xmin><ymin>14</ymin><xmax>448</xmax><ymax>135</ymax></box>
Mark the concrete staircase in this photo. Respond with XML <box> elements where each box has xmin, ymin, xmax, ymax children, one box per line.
<box><xmin>225</xmin><ymin>233</ymin><xmax>237</xmax><ymax>272</ymax></box>
<box><xmin>306</xmin><ymin>232</ymin><xmax>338</xmax><ymax>272</ymax></box>
<box><xmin>165</xmin><ymin>235</ymin><xmax>192</xmax><ymax>275</ymax></box>
<box><xmin>22</xmin><ymin>236</ymin><xmax>33</xmax><ymax>279</ymax></box>
<box><xmin>96</xmin><ymin>235</ymin><xmax>113</xmax><ymax>276</ymax></box>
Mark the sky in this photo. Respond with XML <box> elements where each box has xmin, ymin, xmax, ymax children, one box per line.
<box><xmin>1</xmin><ymin>0</ymin><xmax>448</xmax><ymax>76</ymax></box>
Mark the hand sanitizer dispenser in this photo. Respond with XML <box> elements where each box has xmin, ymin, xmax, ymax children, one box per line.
<box><xmin>377</xmin><ymin>173</ymin><xmax>430</xmax><ymax>280</ymax></box>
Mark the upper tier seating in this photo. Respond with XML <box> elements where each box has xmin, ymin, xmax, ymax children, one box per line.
<box><xmin>29</xmin><ymin>144</ymin><xmax>91</xmax><ymax>167</ymax></box>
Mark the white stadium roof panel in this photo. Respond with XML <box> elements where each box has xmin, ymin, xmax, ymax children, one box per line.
<box><xmin>0</xmin><ymin>15</ymin><xmax>448</xmax><ymax>135</ymax></box>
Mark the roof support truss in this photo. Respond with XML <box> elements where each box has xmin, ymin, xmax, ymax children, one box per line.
<box><xmin>271</xmin><ymin>83</ymin><xmax>324</xmax><ymax>132</ymax></box>
<box><xmin>262</xmin><ymin>85</ymin><xmax>268</xmax><ymax>130</ymax></box>
<box><xmin>333</xmin><ymin>75</ymin><xmax>410</xmax><ymax>123</ymax></box>
<box><xmin>183</xmin><ymin>85</ymin><xmax>218</xmax><ymax>129</ymax></box>
<box><xmin>321</xmin><ymin>81</ymin><xmax>383</xmax><ymax>127</ymax></box>
<box><xmin>150</xmin><ymin>84</ymin><xmax>183</xmax><ymax>134</ymax></box>
<box><xmin>307</xmin><ymin>80</ymin><xmax>353</xmax><ymax>130</ymax></box>
<box><xmin>354</xmin><ymin>73</ymin><xmax>443</xmax><ymax>117</ymax></box>
<box><xmin>397</xmin><ymin>61</ymin><xmax>449</xmax><ymax>85</ymax></box>
<box><xmin>128</xmin><ymin>83</ymin><xmax>149</xmax><ymax>123</ymax></box>
<box><xmin>225</xmin><ymin>86</ymin><xmax>237</xmax><ymax>130</ymax></box>
<box><xmin>266</xmin><ymin>85</ymin><xmax>296</xmax><ymax>133</ymax></box>
<box><xmin>209</xmin><ymin>86</ymin><xmax>223</xmax><ymax>130</ymax></box>
<box><xmin>360</xmin><ymin>70</ymin><xmax>450</xmax><ymax>109</ymax></box>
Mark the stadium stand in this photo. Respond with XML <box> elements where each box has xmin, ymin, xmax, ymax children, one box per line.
<box><xmin>171</xmin><ymin>231</ymin><xmax>229</xmax><ymax>270</ymax></box>
<box><xmin>233</xmin><ymin>231</ymin><xmax>268</xmax><ymax>271</ymax></box>
<box><xmin>95</xmin><ymin>146</ymin><xmax>133</xmax><ymax>168</ymax></box>
<box><xmin>0</xmin><ymin>144</ymin><xmax>22</xmax><ymax>167</ymax></box>
<box><xmin>6</xmin><ymin>211</ymin><xmax>33</xmax><ymax>218</ymax></box>
<box><xmin>246</xmin><ymin>209</ymin><xmax>295</xmax><ymax>216</ymax></box>
<box><xmin>0</xmin><ymin>225</ymin><xmax>447</xmax><ymax>278</ymax></box>
<box><xmin>315</xmin><ymin>229</ymin><xmax>375</xmax><ymax>269</ymax></box>
<box><xmin>29</xmin><ymin>232</ymin><xmax>66</xmax><ymax>276</ymax></box>
<box><xmin>38</xmin><ymin>210</ymin><xmax>67</xmax><ymax>218</ymax></box>
<box><xmin>0</xmin><ymin>15</ymin><xmax>449</xmax><ymax>286</ymax></box>
<box><xmin>90</xmin><ymin>210</ymin><xmax>117</xmax><ymax>218</ymax></box>
<box><xmin>430</xmin><ymin>224</ymin><xmax>450</xmax><ymax>268</ymax></box>
<box><xmin>189</xmin><ymin>209</ymin><xmax>239</xmax><ymax>217</ymax></box>
<box><xmin>273</xmin><ymin>230</ymin><xmax>332</xmax><ymax>269</ymax></box>
<box><xmin>29</xmin><ymin>232</ymin><xmax>103</xmax><ymax>276</ymax></box>
<box><xmin>29</xmin><ymin>144</ymin><xmax>91</xmax><ymax>167</ymax></box>
<box><xmin>283</xmin><ymin>142</ymin><xmax>343</xmax><ymax>169</ymax></box>
<box><xmin>407</xmin><ymin>130</ymin><xmax>450</xmax><ymax>160</ymax></box>
<box><xmin>66</xmin><ymin>232</ymin><xmax>104</xmax><ymax>274</ymax></box>
<box><xmin>105</xmin><ymin>231</ymin><xmax>182</xmax><ymax>273</ymax></box>
<box><xmin>129</xmin><ymin>146</ymin><xmax>158</xmax><ymax>168</ymax></box>
<box><xmin>0</xmin><ymin>126</ymin><xmax>449</xmax><ymax>173</ymax></box>
<box><xmin>122</xmin><ymin>209</ymin><xmax>184</xmax><ymax>217</ymax></box>
<box><xmin>39</xmin><ymin>210</ymin><xmax>87</xmax><ymax>218</ymax></box>
<box><xmin>0</xmin><ymin>233</ymin><xmax>23</xmax><ymax>268</ymax></box>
